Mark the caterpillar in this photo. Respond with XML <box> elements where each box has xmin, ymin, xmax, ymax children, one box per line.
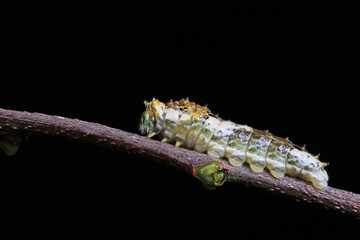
<box><xmin>139</xmin><ymin>98</ymin><xmax>329</xmax><ymax>189</ymax></box>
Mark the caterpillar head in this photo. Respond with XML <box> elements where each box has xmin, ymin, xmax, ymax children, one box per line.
<box><xmin>139</xmin><ymin>98</ymin><xmax>166</xmax><ymax>136</ymax></box>
<box><xmin>139</xmin><ymin>109</ymin><xmax>156</xmax><ymax>136</ymax></box>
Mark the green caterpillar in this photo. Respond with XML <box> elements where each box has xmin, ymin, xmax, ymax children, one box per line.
<box><xmin>139</xmin><ymin>98</ymin><xmax>329</xmax><ymax>189</ymax></box>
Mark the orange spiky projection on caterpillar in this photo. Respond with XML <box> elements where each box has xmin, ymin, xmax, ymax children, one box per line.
<box><xmin>139</xmin><ymin>98</ymin><xmax>329</xmax><ymax>189</ymax></box>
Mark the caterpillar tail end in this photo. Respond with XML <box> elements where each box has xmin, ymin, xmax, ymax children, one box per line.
<box><xmin>312</xmin><ymin>180</ymin><xmax>328</xmax><ymax>189</ymax></box>
<box><xmin>193</xmin><ymin>161</ymin><xmax>228</xmax><ymax>190</ymax></box>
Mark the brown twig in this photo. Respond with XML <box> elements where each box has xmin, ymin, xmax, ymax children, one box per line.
<box><xmin>0</xmin><ymin>107</ymin><xmax>359</xmax><ymax>218</ymax></box>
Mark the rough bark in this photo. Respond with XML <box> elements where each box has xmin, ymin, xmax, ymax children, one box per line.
<box><xmin>0</xmin><ymin>108</ymin><xmax>359</xmax><ymax>218</ymax></box>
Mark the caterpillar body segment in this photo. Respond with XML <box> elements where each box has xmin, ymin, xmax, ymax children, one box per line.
<box><xmin>139</xmin><ymin>98</ymin><xmax>329</xmax><ymax>189</ymax></box>
<box><xmin>265</xmin><ymin>136</ymin><xmax>291</xmax><ymax>178</ymax></box>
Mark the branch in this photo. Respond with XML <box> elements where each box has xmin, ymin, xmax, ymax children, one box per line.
<box><xmin>0</xmin><ymin>108</ymin><xmax>359</xmax><ymax>218</ymax></box>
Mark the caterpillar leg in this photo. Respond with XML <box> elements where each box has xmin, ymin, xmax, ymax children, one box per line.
<box><xmin>228</xmin><ymin>156</ymin><xmax>245</xmax><ymax>167</ymax></box>
<box><xmin>207</xmin><ymin>147</ymin><xmax>223</xmax><ymax>159</ymax></box>
<box><xmin>147</xmin><ymin>132</ymin><xmax>156</xmax><ymax>138</ymax></box>
<box><xmin>312</xmin><ymin>180</ymin><xmax>328</xmax><ymax>189</ymax></box>
<box><xmin>247</xmin><ymin>154</ymin><xmax>266</xmax><ymax>173</ymax></box>
<box><xmin>268</xmin><ymin>167</ymin><xmax>286</xmax><ymax>179</ymax></box>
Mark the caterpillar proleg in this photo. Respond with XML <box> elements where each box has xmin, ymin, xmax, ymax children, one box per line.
<box><xmin>139</xmin><ymin>98</ymin><xmax>329</xmax><ymax>189</ymax></box>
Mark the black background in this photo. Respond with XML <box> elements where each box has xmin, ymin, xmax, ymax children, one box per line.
<box><xmin>1</xmin><ymin>1</ymin><xmax>359</xmax><ymax>239</ymax></box>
